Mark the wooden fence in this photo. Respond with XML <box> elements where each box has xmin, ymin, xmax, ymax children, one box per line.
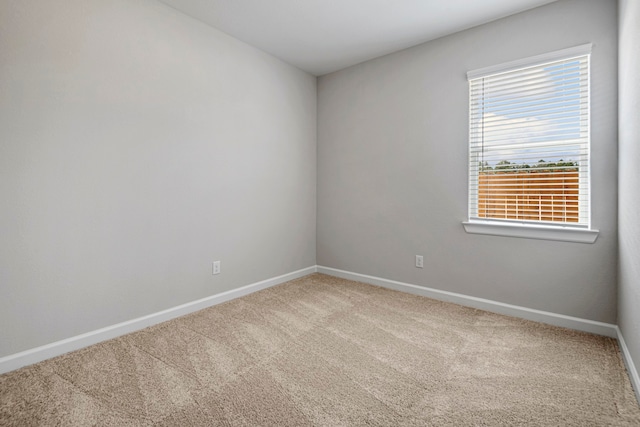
<box><xmin>478</xmin><ymin>171</ymin><xmax>579</xmax><ymax>223</ymax></box>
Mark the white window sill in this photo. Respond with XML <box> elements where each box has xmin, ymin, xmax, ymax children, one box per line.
<box><xmin>462</xmin><ymin>221</ymin><xmax>599</xmax><ymax>244</ymax></box>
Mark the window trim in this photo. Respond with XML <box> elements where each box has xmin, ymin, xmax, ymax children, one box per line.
<box><xmin>467</xmin><ymin>44</ymin><xmax>592</xmax><ymax>80</ymax></box>
<box><xmin>462</xmin><ymin>220</ymin><xmax>599</xmax><ymax>244</ymax></box>
<box><xmin>464</xmin><ymin>44</ymin><xmax>596</xmax><ymax>243</ymax></box>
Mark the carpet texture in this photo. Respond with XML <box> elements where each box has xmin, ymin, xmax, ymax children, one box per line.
<box><xmin>1</xmin><ymin>273</ymin><xmax>639</xmax><ymax>426</ymax></box>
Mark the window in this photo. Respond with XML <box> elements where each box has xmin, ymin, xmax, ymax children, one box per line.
<box><xmin>463</xmin><ymin>44</ymin><xmax>598</xmax><ymax>243</ymax></box>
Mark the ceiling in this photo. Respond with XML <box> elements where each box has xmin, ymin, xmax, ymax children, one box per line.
<box><xmin>158</xmin><ymin>0</ymin><xmax>558</xmax><ymax>76</ymax></box>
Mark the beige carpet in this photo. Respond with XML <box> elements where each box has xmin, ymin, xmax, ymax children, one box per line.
<box><xmin>1</xmin><ymin>273</ymin><xmax>639</xmax><ymax>426</ymax></box>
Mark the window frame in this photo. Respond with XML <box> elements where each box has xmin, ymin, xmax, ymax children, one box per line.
<box><xmin>462</xmin><ymin>44</ymin><xmax>599</xmax><ymax>243</ymax></box>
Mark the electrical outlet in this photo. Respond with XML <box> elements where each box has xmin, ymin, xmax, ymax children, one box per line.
<box><xmin>213</xmin><ymin>261</ymin><xmax>221</xmax><ymax>275</ymax></box>
<box><xmin>415</xmin><ymin>255</ymin><xmax>424</xmax><ymax>268</ymax></box>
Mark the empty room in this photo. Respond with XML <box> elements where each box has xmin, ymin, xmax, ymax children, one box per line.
<box><xmin>1</xmin><ymin>0</ymin><xmax>639</xmax><ymax>425</ymax></box>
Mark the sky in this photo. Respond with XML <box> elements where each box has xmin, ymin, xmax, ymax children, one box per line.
<box><xmin>470</xmin><ymin>56</ymin><xmax>588</xmax><ymax>169</ymax></box>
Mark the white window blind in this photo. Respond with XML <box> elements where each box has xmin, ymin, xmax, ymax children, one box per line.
<box><xmin>468</xmin><ymin>45</ymin><xmax>591</xmax><ymax>228</ymax></box>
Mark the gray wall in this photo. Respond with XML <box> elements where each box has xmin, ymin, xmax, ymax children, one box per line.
<box><xmin>618</xmin><ymin>0</ymin><xmax>640</xmax><ymax>375</ymax></box>
<box><xmin>0</xmin><ymin>0</ymin><xmax>317</xmax><ymax>357</ymax></box>
<box><xmin>317</xmin><ymin>0</ymin><xmax>618</xmax><ymax>323</ymax></box>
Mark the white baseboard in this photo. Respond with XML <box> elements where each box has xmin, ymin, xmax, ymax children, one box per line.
<box><xmin>317</xmin><ymin>267</ymin><xmax>640</xmax><ymax>404</ymax></box>
<box><xmin>616</xmin><ymin>327</ymin><xmax>640</xmax><ymax>405</ymax></box>
<box><xmin>317</xmin><ymin>266</ymin><xmax>618</xmax><ymax>338</ymax></box>
<box><xmin>320</xmin><ymin>264</ymin><xmax>635</xmax><ymax>405</ymax></box>
<box><xmin>0</xmin><ymin>266</ymin><xmax>317</xmax><ymax>375</ymax></box>
<box><xmin>3</xmin><ymin>262</ymin><xmax>633</xmax><ymax>400</ymax></box>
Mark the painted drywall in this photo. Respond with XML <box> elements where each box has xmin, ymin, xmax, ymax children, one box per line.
<box><xmin>0</xmin><ymin>0</ymin><xmax>316</xmax><ymax>357</ymax></box>
<box><xmin>618</xmin><ymin>0</ymin><xmax>640</xmax><ymax>379</ymax></box>
<box><xmin>317</xmin><ymin>0</ymin><xmax>618</xmax><ymax>323</ymax></box>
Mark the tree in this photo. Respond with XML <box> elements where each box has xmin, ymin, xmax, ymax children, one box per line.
<box><xmin>479</xmin><ymin>161</ymin><xmax>492</xmax><ymax>171</ymax></box>
<box><xmin>495</xmin><ymin>160</ymin><xmax>512</xmax><ymax>170</ymax></box>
